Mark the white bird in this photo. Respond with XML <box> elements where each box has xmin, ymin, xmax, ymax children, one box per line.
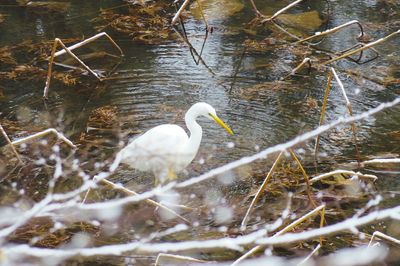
<box><xmin>118</xmin><ymin>102</ymin><xmax>234</xmax><ymax>184</ymax></box>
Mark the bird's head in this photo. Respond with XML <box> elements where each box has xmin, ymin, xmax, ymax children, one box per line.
<box><xmin>190</xmin><ymin>102</ymin><xmax>234</xmax><ymax>135</ymax></box>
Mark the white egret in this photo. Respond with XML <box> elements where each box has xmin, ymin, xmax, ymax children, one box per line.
<box><xmin>118</xmin><ymin>102</ymin><xmax>234</xmax><ymax>184</ymax></box>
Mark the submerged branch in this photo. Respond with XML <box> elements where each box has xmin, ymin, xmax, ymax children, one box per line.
<box><xmin>323</xmin><ymin>29</ymin><xmax>400</xmax><ymax>65</ymax></box>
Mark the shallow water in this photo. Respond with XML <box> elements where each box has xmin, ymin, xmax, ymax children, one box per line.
<box><xmin>0</xmin><ymin>0</ymin><xmax>399</xmax><ymax>264</ymax></box>
<box><xmin>1</xmin><ymin>1</ymin><xmax>398</xmax><ymax>169</ymax></box>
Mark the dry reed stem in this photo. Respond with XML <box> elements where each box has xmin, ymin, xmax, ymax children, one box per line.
<box><xmin>331</xmin><ymin>68</ymin><xmax>361</xmax><ymax>165</ymax></box>
<box><xmin>100</xmin><ymin>179</ymin><xmax>190</xmax><ymax>224</ymax></box>
<box><xmin>241</xmin><ymin>152</ymin><xmax>284</xmax><ymax>228</ymax></box>
<box><xmin>310</xmin><ymin>169</ymin><xmax>378</xmax><ymax>184</ymax></box>
<box><xmin>43</xmin><ymin>38</ymin><xmax>60</xmax><ymax>99</ymax></box>
<box><xmin>281</xmin><ymin>57</ymin><xmax>311</xmax><ymax>80</ymax></box>
<box><xmin>323</xmin><ymin>29</ymin><xmax>400</xmax><ymax>65</ymax></box>
<box><xmin>289</xmin><ymin>149</ymin><xmax>317</xmax><ymax>208</ymax></box>
<box><xmin>297</xmin><ymin>243</ymin><xmax>321</xmax><ymax>265</ymax></box>
<box><xmin>52</xmin><ymin>32</ymin><xmax>123</xmax><ymax>58</ymax></box>
<box><xmin>261</xmin><ymin>0</ymin><xmax>306</xmax><ymax>23</ymax></box>
<box><xmin>155</xmin><ymin>253</ymin><xmax>209</xmax><ymax>265</ymax></box>
<box><xmin>248</xmin><ymin>0</ymin><xmax>263</xmax><ymax>17</ymax></box>
<box><xmin>275</xmin><ymin>205</ymin><xmax>325</xmax><ymax>236</ymax></box>
<box><xmin>11</xmin><ymin>128</ymin><xmax>76</xmax><ymax>149</ymax></box>
<box><xmin>296</xmin><ymin>20</ymin><xmax>364</xmax><ymax>45</ymax></box>
<box><xmin>232</xmin><ymin>205</ymin><xmax>325</xmax><ymax>266</ymax></box>
<box><xmin>367</xmin><ymin>231</ymin><xmax>400</xmax><ymax>247</ymax></box>
<box><xmin>314</xmin><ymin>71</ymin><xmax>333</xmax><ymax>162</ymax></box>
<box><xmin>43</xmin><ymin>33</ymin><xmax>123</xmax><ymax>99</ymax></box>
<box><xmin>44</xmin><ymin>39</ymin><xmax>101</xmax><ymax>98</ymax></box>
<box><xmin>0</xmin><ymin>123</ymin><xmax>23</xmax><ymax>163</ymax></box>
<box><xmin>171</xmin><ymin>0</ymin><xmax>191</xmax><ymax>25</ymax></box>
<box><xmin>318</xmin><ymin>206</ymin><xmax>325</xmax><ymax>245</ymax></box>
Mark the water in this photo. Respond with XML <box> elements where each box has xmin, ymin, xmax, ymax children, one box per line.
<box><xmin>0</xmin><ymin>0</ymin><xmax>399</xmax><ymax>263</ymax></box>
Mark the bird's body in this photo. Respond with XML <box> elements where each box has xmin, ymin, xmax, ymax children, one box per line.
<box><xmin>119</xmin><ymin>124</ymin><xmax>192</xmax><ymax>175</ymax></box>
<box><xmin>118</xmin><ymin>102</ymin><xmax>233</xmax><ymax>184</ymax></box>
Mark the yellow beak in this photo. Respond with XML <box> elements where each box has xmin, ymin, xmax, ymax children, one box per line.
<box><xmin>210</xmin><ymin>114</ymin><xmax>234</xmax><ymax>135</ymax></box>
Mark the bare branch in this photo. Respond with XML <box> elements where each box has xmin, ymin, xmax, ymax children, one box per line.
<box><xmin>11</xmin><ymin>128</ymin><xmax>76</xmax><ymax>149</ymax></box>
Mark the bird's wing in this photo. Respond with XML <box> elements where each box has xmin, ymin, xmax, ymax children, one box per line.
<box><xmin>119</xmin><ymin>124</ymin><xmax>188</xmax><ymax>165</ymax></box>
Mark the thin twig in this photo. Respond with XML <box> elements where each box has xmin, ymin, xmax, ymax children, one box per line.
<box><xmin>43</xmin><ymin>33</ymin><xmax>123</xmax><ymax>99</ymax></box>
<box><xmin>44</xmin><ymin>38</ymin><xmax>102</xmax><ymax>99</ymax></box>
<box><xmin>269</xmin><ymin>20</ymin><xmax>303</xmax><ymax>41</ymax></box>
<box><xmin>314</xmin><ymin>70</ymin><xmax>333</xmax><ymax>163</ymax></box>
<box><xmin>241</xmin><ymin>152</ymin><xmax>283</xmax><ymax>228</ymax></box>
<box><xmin>281</xmin><ymin>57</ymin><xmax>311</xmax><ymax>80</ymax></box>
<box><xmin>331</xmin><ymin>68</ymin><xmax>361</xmax><ymax>165</ymax></box>
<box><xmin>172</xmin><ymin>27</ymin><xmax>215</xmax><ymax>75</ymax></box>
<box><xmin>262</xmin><ymin>0</ymin><xmax>306</xmax><ymax>23</ymax></box>
<box><xmin>296</xmin><ymin>20</ymin><xmax>364</xmax><ymax>45</ymax></box>
<box><xmin>100</xmin><ymin>179</ymin><xmax>190</xmax><ymax>224</ymax></box>
<box><xmin>43</xmin><ymin>38</ymin><xmax>60</xmax><ymax>99</ymax></box>
<box><xmin>51</xmin><ymin>32</ymin><xmax>123</xmax><ymax>58</ymax></box>
<box><xmin>297</xmin><ymin>244</ymin><xmax>321</xmax><ymax>265</ymax></box>
<box><xmin>367</xmin><ymin>231</ymin><xmax>400</xmax><ymax>247</ymax></box>
<box><xmin>232</xmin><ymin>205</ymin><xmax>325</xmax><ymax>266</ymax></box>
<box><xmin>11</xmin><ymin>128</ymin><xmax>76</xmax><ymax>149</ymax></box>
<box><xmin>289</xmin><ymin>149</ymin><xmax>317</xmax><ymax>208</ymax></box>
<box><xmin>0</xmin><ymin>123</ymin><xmax>23</xmax><ymax>163</ymax></box>
<box><xmin>362</xmin><ymin>158</ymin><xmax>400</xmax><ymax>165</ymax></box>
<box><xmin>155</xmin><ymin>253</ymin><xmax>209</xmax><ymax>266</ymax></box>
<box><xmin>248</xmin><ymin>0</ymin><xmax>264</xmax><ymax>17</ymax></box>
<box><xmin>310</xmin><ymin>169</ymin><xmax>378</xmax><ymax>184</ymax></box>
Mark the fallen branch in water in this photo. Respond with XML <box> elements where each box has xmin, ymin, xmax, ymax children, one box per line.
<box><xmin>11</xmin><ymin>128</ymin><xmax>76</xmax><ymax>149</ymax></box>
<box><xmin>43</xmin><ymin>32</ymin><xmax>123</xmax><ymax>99</ymax></box>
<box><xmin>323</xmin><ymin>29</ymin><xmax>400</xmax><ymax>65</ymax></box>
<box><xmin>296</xmin><ymin>20</ymin><xmax>364</xmax><ymax>45</ymax></box>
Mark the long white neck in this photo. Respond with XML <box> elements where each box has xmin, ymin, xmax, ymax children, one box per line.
<box><xmin>184</xmin><ymin>109</ymin><xmax>203</xmax><ymax>157</ymax></box>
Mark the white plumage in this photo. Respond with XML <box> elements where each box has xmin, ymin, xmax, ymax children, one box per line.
<box><xmin>118</xmin><ymin>102</ymin><xmax>233</xmax><ymax>184</ymax></box>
